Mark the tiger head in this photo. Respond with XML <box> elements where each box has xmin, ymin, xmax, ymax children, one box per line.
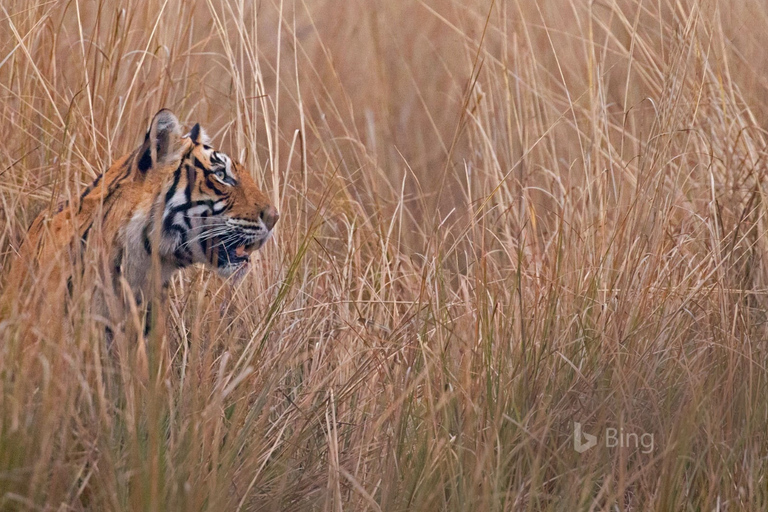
<box><xmin>137</xmin><ymin>109</ymin><xmax>279</xmax><ymax>279</ymax></box>
<box><xmin>8</xmin><ymin>109</ymin><xmax>279</xmax><ymax>323</ymax></box>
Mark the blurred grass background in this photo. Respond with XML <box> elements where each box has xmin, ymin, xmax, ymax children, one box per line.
<box><xmin>2</xmin><ymin>0</ymin><xmax>768</xmax><ymax>509</ymax></box>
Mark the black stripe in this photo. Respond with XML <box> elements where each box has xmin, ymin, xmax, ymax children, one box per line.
<box><xmin>198</xmin><ymin>210</ymin><xmax>211</xmax><ymax>255</ymax></box>
<box><xmin>167</xmin><ymin>224</ymin><xmax>193</xmax><ymax>266</ymax></box>
<box><xmin>79</xmin><ymin>173</ymin><xmax>103</xmax><ymax>202</ymax></box>
<box><xmin>81</xmin><ymin>196</ymin><xmax>119</xmax><ymax>243</ymax></box>
<box><xmin>142</xmin><ymin>224</ymin><xmax>152</xmax><ymax>254</ymax></box>
<box><xmin>203</xmin><ymin>174</ymin><xmax>228</xmax><ymax>196</ymax></box>
<box><xmin>164</xmin><ymin>163</ymin><xmax>183</xmax><ymax>204</ymax></box>
<box><xmin>112</xmin><ymin>247</ymin><xmax>124</xmax><ymax>291</ymax></box>
<box><xmin>163</xmin><ymin>200</ymin><xmax>216</xmax><ymax>231</ymax></box>
<box><xmin>193</xmin><ymin>157</ymin><xmax>208</xmax><ymax>172</ymax></box>
<box><xmin>185</xmin><ymin>161</ymin><xmax>195</xmax><ymax>202</ymax></box>
<box><xmin>78</xmin><ymin>156</ymin><xmax>134</xmax><ymax>214</ymax></box>
<box><xmin>81</xmin><ymin>222</ymin><xmax>93</xmax><ymax>243</ymax></box>
<box><xmin>110</xmin><ymin>154</ymin><xmax>136</xmax><ymax>191</ymax></box>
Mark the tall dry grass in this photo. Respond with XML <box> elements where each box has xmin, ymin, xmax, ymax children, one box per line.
<box><xmin>2</xmin><ymin>0</ymin><xmax>768</xmax><ymax>509</ymax></box>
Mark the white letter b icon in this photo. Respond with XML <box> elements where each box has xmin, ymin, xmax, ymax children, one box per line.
<box><xmin>573</xmin><ymin>422</ymin><xmax>597</xmax><ymax>453</ymax></box>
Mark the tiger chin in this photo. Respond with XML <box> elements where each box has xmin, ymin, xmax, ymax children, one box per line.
<box><xmin>7</xmin><ymin>109</ymin><xmax>278</xmax><ymax>333</ymax></box>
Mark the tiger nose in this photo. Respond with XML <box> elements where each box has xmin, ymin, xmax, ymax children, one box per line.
<box><xmin>260</xmin><ymin>205</ymin><xmax>280</xmax><ymax>231</ymax></box>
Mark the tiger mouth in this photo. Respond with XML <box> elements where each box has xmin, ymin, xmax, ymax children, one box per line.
<box><xmin>213</xmin><ymin>227</ymin><xmax>271</xmax><ymax>273</ymax></box>
<box><xmin>221</xmin><ymin>241</ymin><xmax>259</xmax><ymax>267</ymax></box>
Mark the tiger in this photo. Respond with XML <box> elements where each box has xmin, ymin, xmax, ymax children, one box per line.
<box><xmin>6</xmin><ymin>109</ymin><xmax>279</xmax><ymax>329</ymax></box>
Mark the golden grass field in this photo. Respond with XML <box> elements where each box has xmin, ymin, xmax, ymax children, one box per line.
<box><xmin>2</xmin><ymin>0</ymin><xmax>768</xmax><ymax>509</ymax></box>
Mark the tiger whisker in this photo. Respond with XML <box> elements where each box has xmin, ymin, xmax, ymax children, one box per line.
<box><xmin>179</xmin><ymin>228</ymin><xmax>257</xmax><ymax>250</ymax></box>
<box><xmin>178</xmin><ymin>229</ymin><xmax>232</xmax><ymax>248</ymax></box>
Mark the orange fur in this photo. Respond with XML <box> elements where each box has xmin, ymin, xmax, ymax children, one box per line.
<box><xmin>6</xmin><ymin>109</ymin><xmax>278</xmax><ymax>328</ymax></box>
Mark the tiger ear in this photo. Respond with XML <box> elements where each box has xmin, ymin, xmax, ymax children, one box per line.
<box><xmin>186</xmin><ymin>123</ymin><xmax>210</xmax><ymax>145</ymax></box>
<box><xmin>137</xmin><ymin>109</ymin><xmax>182</xmax><ymax>173</ymax></box>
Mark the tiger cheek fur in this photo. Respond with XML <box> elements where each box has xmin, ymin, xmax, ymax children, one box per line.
<box><xmin>11</xmin><ymin>109</ymin><xmax>278</xmax><ymax>321</ymax></box>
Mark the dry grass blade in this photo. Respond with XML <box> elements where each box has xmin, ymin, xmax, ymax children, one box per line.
<box><xmin>2</xmin><ymin>0</ymin><xmax>768</xmax><ymax>510</ymax></box>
